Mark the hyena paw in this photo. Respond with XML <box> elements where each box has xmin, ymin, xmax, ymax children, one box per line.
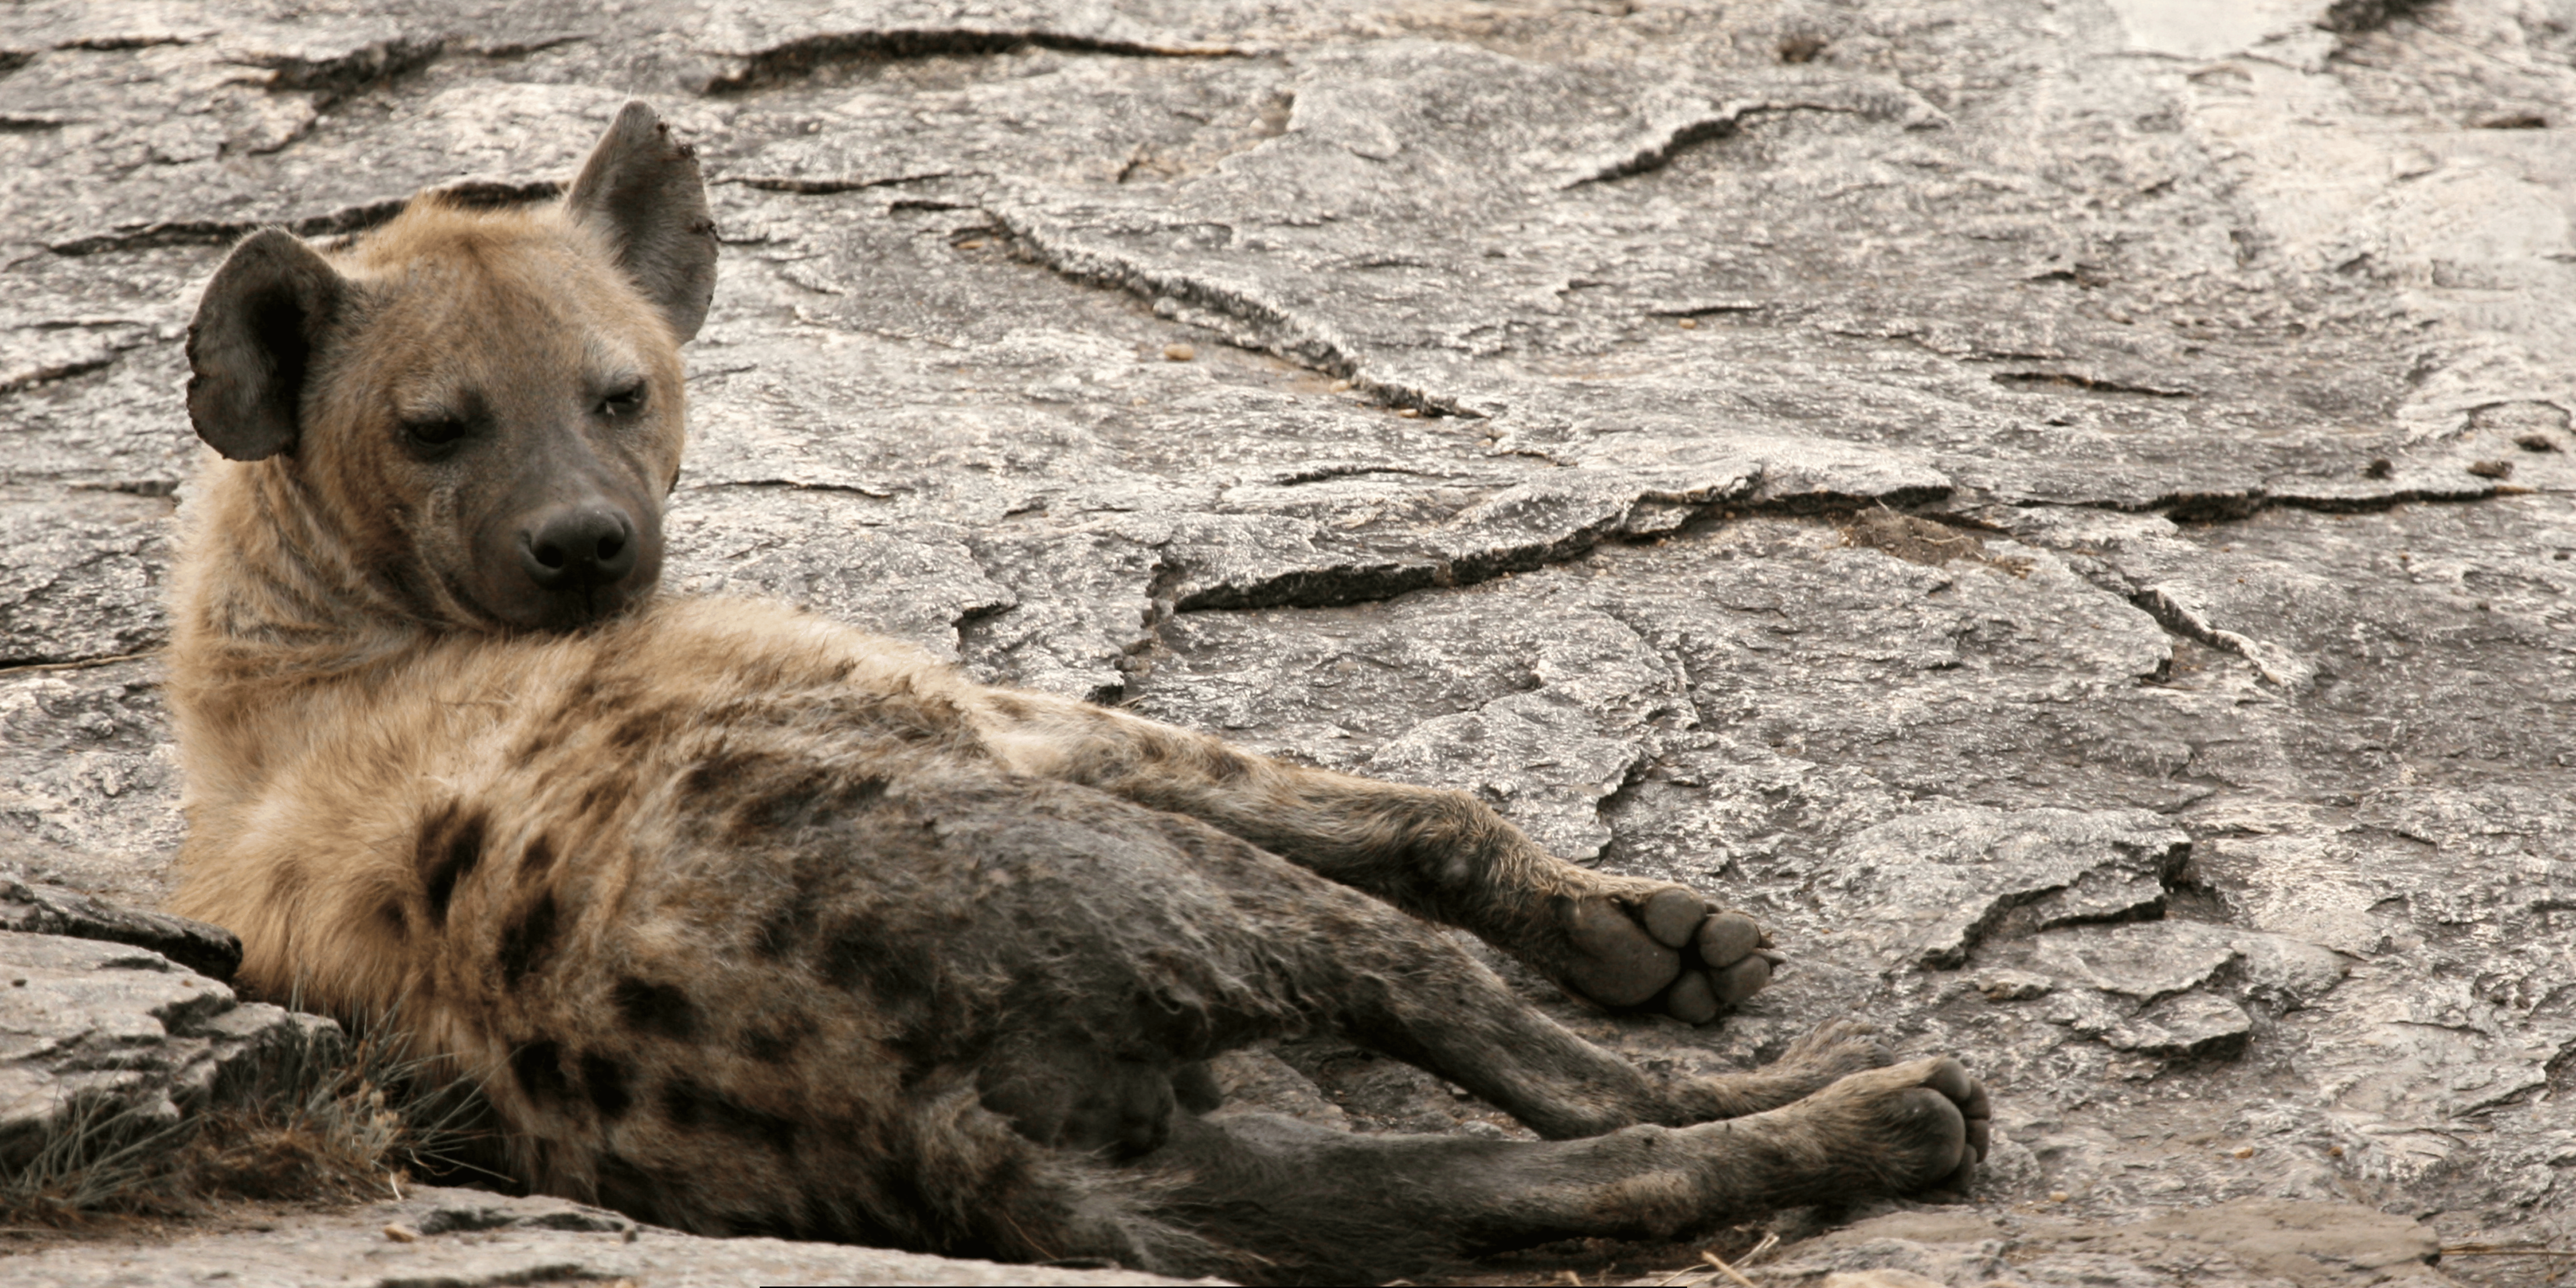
<box><xmin>1772</xmin><ymin>1017</ymin><xmax>1895</xmax><ymax>1082</ymax></box>
<box><xmin>1661</xmin><ymin>1019</ymin><xmax>1897</xmax><ymax>1123</ymax></box>
<box><xmin>1796</xmin><ymin>1057</ymin><xmax>1992</xmax><ymax>1197</ymax></box>
<box><xmin>1557</xmin><ymin>886</ymin><xmax>1781</xmax><ymax>1024</ymax></box>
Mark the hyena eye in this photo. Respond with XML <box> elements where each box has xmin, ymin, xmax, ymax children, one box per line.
<box><xmin>403</xmin><ymin>417</ymin><xmax>469</xmax><ymax>450</ymax></box>
<box><xmin>599</xmin><ymin>382</ymin><xmax>647</xmax><ymax>417</ymax></box>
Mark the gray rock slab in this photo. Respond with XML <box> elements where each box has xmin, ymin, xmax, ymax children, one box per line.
<box><xmin>0</xmin><ymin>490</ymin><xmax>173</xmax><ymax>666</ymax></box>
<box><xmin>662</xmin><ymin>490</ymin><xmax>1014</xmax><ymax>661</ymax></box>
<box><xmin>5</xmin><ymin>0</ymin><xmax>2576</xmax><ymax>1283</ymax></box>
<box><xmin>2033</xmin><ymin>922</ymin><xmax>2244</xmax><ymax>1004</ymax></box>
<box><xmin>2100</xmin><ymin>991</ymin><xmax>2256</xmax><ymax>1060</ymax></box>
<box><xmin>2029</xmin><ymin>920</ymin><xmax>2349</xmax><ymax>1015</ymax></box>
<box><xmin>1</xmin><ymin>876</ymin><xmax>241</xmax><ymax>980</ymax></box>
<box><xmin>1744</xmin><ymin>1200</ymin><xmax>2451</xmax><ymax>1287</ymax></box>
<box><xmin>0</xmin><ymin>932</ymin><xmax>335</xmax><ymax>1171</ymax></box>
<box><xmin>0</xmin><ymin>1184</ymin><xmax>1217</xmax><ymax>1286</ymax></box>
<box><xmin>1832</xmin><ymin>807</ymin><xmax>2190</xmax><ymax>971</ymax></box>
<box><xmin>0</xmin><ymin>659</ymin><xmax>185</xmax><ymax>906</ymax></box>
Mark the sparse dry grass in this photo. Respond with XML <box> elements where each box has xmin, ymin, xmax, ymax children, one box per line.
<box><xmin>0</xmin><ymin>1017</ymin><xmax>492</xmax><ymax>1233</ymax></box>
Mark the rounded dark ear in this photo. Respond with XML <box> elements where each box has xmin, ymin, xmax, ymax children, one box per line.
<box><xmin>565</xmin><ymin>100</ymin><xmax>719</xmax><ymax>342</ymax></box>
<box><xmin>186</xmin><ymin>228</ymin><xmax>346</xmax><ymax>461</ymax></box>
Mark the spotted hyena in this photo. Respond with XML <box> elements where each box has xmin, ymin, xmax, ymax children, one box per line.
<box><xmin>164</xmin><ymin>103</ymin><xmax>1988</xmax><ymax>1282</ymax></box>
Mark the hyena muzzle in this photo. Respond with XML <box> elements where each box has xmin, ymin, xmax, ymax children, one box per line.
<box><xmin>164</xmin><ymin>102</ymin><xmax>1989</xmax><ymax>1283</ymax></box>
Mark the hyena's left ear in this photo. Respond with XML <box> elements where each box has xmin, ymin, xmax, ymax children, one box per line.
<box><xmin>566</xmin><ymin>100</ymin><xmax>719</xmax><ymax>342</ymax></box>
<box><xmin>187</xmin><ymin>228</ymin><xmax>347</xmax><ymax>461</ymax></box>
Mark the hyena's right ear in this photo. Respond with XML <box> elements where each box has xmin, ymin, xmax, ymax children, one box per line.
<box><xmin>565</xmin><ymin>100</ymin><xmax>719</xmax><ymax>342</ymax></box>
<box><xmin>186</xmin><ymin>228</ymin><xmax>346</xmax><ymax>461</ymax></box>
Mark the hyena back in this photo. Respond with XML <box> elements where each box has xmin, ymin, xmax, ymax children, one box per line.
<box><xmin>164</xmin><ymin>103</ymin><xmax>1988</xmax><ymax>1282</ymax></box>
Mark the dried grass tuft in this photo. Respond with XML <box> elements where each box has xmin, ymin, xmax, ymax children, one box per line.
<box><xmin>0</xmin><ymin>1014</ymin><xmax>490</xmax><ymax>1230</ymax></box>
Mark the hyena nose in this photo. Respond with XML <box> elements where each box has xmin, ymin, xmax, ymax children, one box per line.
<box><xmin>521</xmin><ymin>506</ymin><xmax>638</xmax><ymax>591</ymax></box>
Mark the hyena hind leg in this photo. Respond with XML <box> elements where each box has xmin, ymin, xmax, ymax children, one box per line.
<box><xmin>976</xmin><ymin>690</ymin><xmax>1784</xmax><ymax>1024</ymax></box>
<box><xmin>1105</xmin><ymin>805</ymin><xmax>1885</xmax><ymax>1139</ymax></box>
<box><xmin>1137</xmin><ymin>1057</ymin><xmax>1993</xmax><ymax>1285</ymax></box>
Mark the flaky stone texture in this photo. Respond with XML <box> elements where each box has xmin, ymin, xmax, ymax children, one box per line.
<box><xmin>3</xmin><ymin>0</ymin><xmax>2570</xmax><ymax>1283</ymax></box>
<box><xmin>0</xmin><ymin>1186</ymin><xmax>1214</xmax><ymax>1286</ymax></box>
<box><xmin>0</xmin><ymin>932</ymin><xmax>333</xmax><ymax>1170</ymax></box>
<box><xmin>1</xmin><ymin>876</ymin><xmax>243</xmax><ymax>979</ymax></box>
<box><xmin>1749</xmin><ymin>1200</ymin><xmax>2452</xmax><ymax>1288</ymax></box>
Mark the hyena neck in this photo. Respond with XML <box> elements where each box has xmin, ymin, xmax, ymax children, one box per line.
<box><xmin>171</xmin><ymin>460</ymin><xmax>437</xmax><ymax>706</ymax></box>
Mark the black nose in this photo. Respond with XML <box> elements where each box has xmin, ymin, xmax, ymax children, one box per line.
<box><xmin>520</xmin><ymin>506</ymin><xmax>638</xmax><ymax>591</ymax></box>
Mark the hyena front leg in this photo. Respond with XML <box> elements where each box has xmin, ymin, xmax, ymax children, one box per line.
<box><xmin>972</xmin><ymin>689</ymin><xmax>1781</xmax><ymax>1024</ymax></box>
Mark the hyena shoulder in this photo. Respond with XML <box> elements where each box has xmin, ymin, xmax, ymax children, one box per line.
<box><xmin>171</xmin><ymin>590</ymin><xmax>983</xmax><ymax>1016</ymax></box>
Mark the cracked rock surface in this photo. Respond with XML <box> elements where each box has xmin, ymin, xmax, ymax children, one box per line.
<box><xmin>1</xmin><ymin>1186</ymin><xmax>1207</xmax><ymax>1286</ymax></box>
<box><xmin>0</xmin><ymin>932</ymin><xmax>331</xmax><ymax>1171</ymax></box>
<box><xmin>4</xmin><ymin>0</ymin><xmax>2573</xmax><ymax>1284</ymax></box>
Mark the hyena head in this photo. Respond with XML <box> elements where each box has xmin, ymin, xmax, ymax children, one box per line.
<box><xmin>183</xmin><ymin>102</ymin><xmax>719</xmax><ymax>632</ymax></box>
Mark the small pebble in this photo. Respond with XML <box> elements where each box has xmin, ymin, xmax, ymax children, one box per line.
<box><xmin>2327</xmin><ymin>1145</ymin><xmax>2345</xmax><ymax>1157</ymax></box>
<box><xmin>1162</xmin><ymin>343</ymin><xmax>1196</xmax><ymax>362</ymax></box>
<box><xmin>1330</xmin><ymin>379</ymin><xmax>1354</xmax><ymax>392</ymax></box>
<box><xmin>957</xmin><ymin>239</ymin><xmax>985</xmax><ymax>250</ymax></box>
<box><xmin>1396</xmin><ymin>407</ymin><xmax>1420</xmax><ymax>418</ymax></box>
<box><xmin>2232</xmin><ymin>1147</ymin><xmax>2254</xmax><ymax>1158</ymax></box>
<box><xmin>1678</xmin><ymin>318</ymin><xmax>1699</xmax><ymax>329</ymax></box>
<box><xmin>383</xmin><ymin>1224</ymin><xmax>419</xmax><ymax>1243</ymax></box>
<box><xmin>2467</xmin><ymin>459</ymin><xmax>2513</xmax><ymax>479</ymax></box>
<box><xmin>2516</xmin><ymin>433</ymin><xmax>2561</xmax><ymax>452</ymax></box>
<box><xmin>2048</xmin><ymin>1191</ymin><xmax>2071</xmax><ymax>1203</ymax></box>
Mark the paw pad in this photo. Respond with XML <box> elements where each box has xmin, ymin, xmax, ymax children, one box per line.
<box><xmin>1560</xmin><ymin>891</ymin><xmax>1780</xmax><ymax>1022</ymax></box>
<box><xmin>1563</xmin><ymin>898</ymin><xmax>1683</xmax><ymax>1007</ymax></box>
